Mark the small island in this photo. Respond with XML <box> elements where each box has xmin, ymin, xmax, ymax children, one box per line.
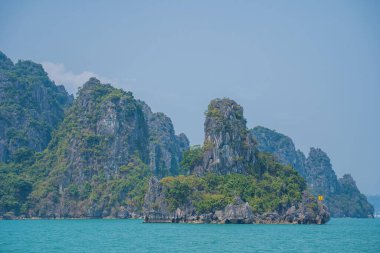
<box><xmin>143</xmin><ymin>98</ymin><xmax>329</xmax><ymax>224</ymax></box>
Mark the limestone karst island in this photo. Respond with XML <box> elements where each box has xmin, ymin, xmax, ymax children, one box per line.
<box><xmin>0</xmin><ymin>51</ymin><xmax>373</xmax><ymax>224</ymax></box>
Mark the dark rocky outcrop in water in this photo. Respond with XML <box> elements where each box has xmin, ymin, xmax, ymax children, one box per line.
<box><xmin>144</xmin><ymin>177</ymin><xmax>329</xmax><ymax>224</ymax></box>
<box><xmin>218</xmin><ymin>193</ymin><xmax>330</xmax><ymax>225</ymax></box>
<box><xmin>251</xmin><ymin>126</ymin><xmax>374</xmax><ymax>218</ymax></box>
<box><xmin>330</xmin><ymin>174</ymin><xmax>374</xmax><ymax>218</ymax></box>
<box><xmin>0</xmin><ymin>51</ymin><xmax>72</xmax><ymax>163</ymax></box>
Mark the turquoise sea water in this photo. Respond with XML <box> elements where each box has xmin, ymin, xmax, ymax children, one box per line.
<box><xmin>0</xmin><ymin>218</ymin><xmax>379</xmax><ymax>253</ymax></box>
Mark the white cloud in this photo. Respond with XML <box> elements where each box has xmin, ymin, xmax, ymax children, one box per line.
<box><xmin>42</xmin><ymin>62</ymin><xmax>114</xmax><ymax>95</ymax></box>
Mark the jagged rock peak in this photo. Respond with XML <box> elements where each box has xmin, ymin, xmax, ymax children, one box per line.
<box><xmin>305</xmin><ymin>147</ymin><xmax>340</xmax><ymax>196</ymax></box>
<box><xmin>137</xmin><ymin>100</ymin><xmax>190</xmax><ymax>177</ymax></box>
<box><xmin>80</xmin><ymin>77</ymin><xmax>114</xmax><ymax>92</ymax></box>
<box><xmin>333</xmin><ymin>173</ymin><xmax>375</xmax><ymax>218</ymax></box>
<box><xmin>176</xmin><ymin>133</ymin><xmax>190</xmax><ymax>151</ymax></box>
<box><xmin>306</xmin><ymin>148</ymin><xmax>334</xmax><ymax>174</ymax></box>
<box><xmin>84</xmin><ymin>76</ymin><xmax>102</xmax><ymax>86</ymax></box>
<box><xmin>339</xmin><ymin>174</ymin><xmax>360</xmax><ymax>195</ymax></box>
<box><xmin>201</xmin><ymin>98</ymin><xmax>256</xmax><ymax>175</ymax></box>
<box><xmin>15</xmin><ymin>60</ymin><xmax>47</xmax><ymax>76</ymax></box>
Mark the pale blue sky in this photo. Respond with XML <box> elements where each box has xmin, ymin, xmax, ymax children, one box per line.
<box><xmin>1</xmin><ymin>0</ymin><xmax>379</xmax><ymax>194</ymax></box>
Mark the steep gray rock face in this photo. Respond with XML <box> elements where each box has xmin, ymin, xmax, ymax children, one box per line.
<box><xmin>138</xmin><ymin>100</ymin><xmax>189</xmax><ymax>177</ymax></box>
<box><xmin>200</xmin><ymin>98</ymin><xmax>256</xmax><ymax>175</ymax></box>
<box><xmin>251</xmin><ymin>126</ymin><xmax>306</xmax><ymax>177</ymax></box>
<box><xmin>31</xmin><ymin>78</ymin><xmax>151</xmax><ymax>218</ymax></box>
<box><xmin>296</xmin><ymin>150</ymin><xmax>306</xmax><ymax>174</ymax></box>
<box><xmin>0</xmin><ymin>51</ymin><xmax>72</xmax><ymax>162</ymax></box>
<box><xmin>176</xmin><ymin>133</ymin><xmax>190</xmax><ymax>155</ymax></box>
<box><xmin>65</xmin><ymin>78</ymin><xmax>150</xmax><ymax>176</ymax></box>
<box><xmin>305</xmin><ymin>148</ymin><xmax>340</xmax><ymax>197</ymax></box>
<box><xmin>27</xmin><ymin>78</ymin><xmax>189</xmax><ymax>218</ymax></box>
<box><xmin>143</xmin><ymin>177</ymin><xmax>172</xmax><ymax>221</ymax></box>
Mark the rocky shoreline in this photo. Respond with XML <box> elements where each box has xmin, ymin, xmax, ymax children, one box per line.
<box><xmin>144</xmin><ymin>196</ymin><xmax>330</xmax><ymax>225</ymax></box>
<box><xmin>2</xmin><ymin>194</ymin><xmax>330</xmax><ymax>224</ymax></box>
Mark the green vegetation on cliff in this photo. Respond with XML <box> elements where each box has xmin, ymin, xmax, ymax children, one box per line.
<box><xmin>0</xmin><ymin>163</ymin><xmax>33</xmax><ymax>217</ymax></box>
<box><xmin>25</xmin><ymin>78</ymin><xmax>153</xmax><ymax>218</ymax></box>
<box><xmin>179</xmin><ymin>145</ymin><xmax>203</xmax><ymax>175</ymax></box>
<box><xmin>160</xmin><ymin>152</ymin><xmax>306</xmax><ymax>214</ymax></box>
<box><xmin>0</xmin><ymin>51</ymin><xmax>72</xmax><ymax>217</ymax></box>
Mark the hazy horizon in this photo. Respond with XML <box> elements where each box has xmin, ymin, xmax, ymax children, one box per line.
<box><xmin>1</xmin><ymin>0</ymin><xmax>379</xmax><ymax>195</ymax></box>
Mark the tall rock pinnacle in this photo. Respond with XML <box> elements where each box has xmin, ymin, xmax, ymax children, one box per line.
<box><xmin>200</xmin><ymin>98</ymin><xmax>256</xmax><ymax>175</ymax></box>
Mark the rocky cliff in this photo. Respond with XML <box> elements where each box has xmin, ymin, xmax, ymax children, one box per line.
<box><xmin>27</xmin><ymin>78</ymin><xmax>189</xmax><ymax>218</ymax></box>
<box><xmin>251</xmin><ymin>126</ymin><xmax>374</xmax><ymax>218</ymax></box>
<box><xmin>144</xmin><ymin>98</ymin><xmax>329</xmax><ymax>224</ymax></box>
<box><xmin>199</xmin><ymin>99</ymin><xmax>256</xmax><ymax>175</ymax></box>
<box><xmin>330</xmin><ymin>174</ymin><xmax>374</xmax><ymax>218</ymax></box>
<box><xmin>144</xmin><ymin>181</ymin><xmax>329</xmax><ymax>225</ymax></box>
<box><xmin>139</xmin><ymin>100</ymin><xmax>189</xmax><ymax>177</ymax></box>
<box><xmin>28</xmin><ymin>78</ymin><xmax>151</xmax><ymax>218</ymax></box>
<box><xmin>0</xmin><ymin>51</ymin><xmax>72</xmax><ymax>163</ymax></box>
<box><xmin>304</xmin><ymin>148</ymin><xmax>340</xmax><ymax>197</ymax></box>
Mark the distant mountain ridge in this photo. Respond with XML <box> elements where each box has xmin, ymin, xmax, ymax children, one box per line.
<box><xmin>251</xmin><ymin>126</ymin><xmax>374</xmax><ymax>218</ymax></box>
